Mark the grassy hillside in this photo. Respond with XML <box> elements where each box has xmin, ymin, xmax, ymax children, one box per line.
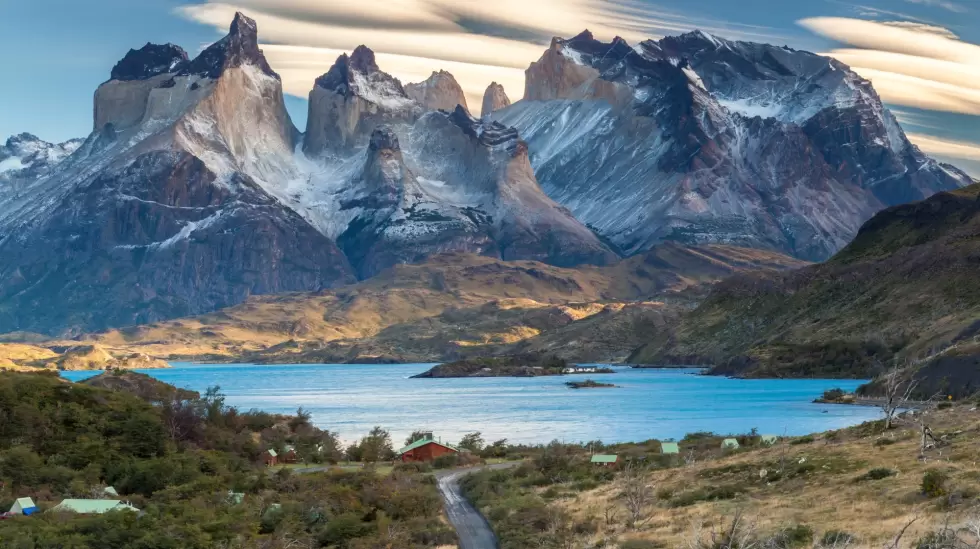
<box><xmin>67</xmin><ymin>246</ymin><xmax>803</xmax><ymax>364</ymax></box>
<box><xmin>632</xmin><ymin>185</ymin><xmax>980</xmax><ymax>378</ymax></box>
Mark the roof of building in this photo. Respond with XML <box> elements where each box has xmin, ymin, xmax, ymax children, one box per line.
<box><xmin>721</xmin><ymin>438</ymin><xmax>740</xmax><ymax>448</ymax></box>
<box><xmin>760</xmin><ymin>435</ymin><xmax>778</xmax><ymax>444</ymax></box>
<box><xmin>590</xmin><ymin>454</ymin><xmax>619</xmax><ymax>463</ymax></box>
<box><xmin>396</xmin><ymin>437</ymin><xmax>458</xmax><ymax>456</ymax></box>
<box><xmin>103</xmin><ymin>486</ymin><xmax>119</xmax><ymax>497</ymax></box>
<box><xmin>283</xmin><ymin>445</ymin><xmax>296</xmax><ymax>453</ymax></box>
<box><xmin>660</xmin><ymin>442</ymin><xmax>680</xmax><ymax>454</ymax></box>
<box><xmin>49</xmin><ymin>499</ymin><xmax>139</xmax><ymax>514</ymax></box>
<box><xmin>266</xmin><ymin>449</ymin><xmax>278</xmax><ymax>457</ymax></box>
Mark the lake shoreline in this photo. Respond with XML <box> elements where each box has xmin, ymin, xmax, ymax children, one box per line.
<box><xmin>60</xmin><ymin>363</ymin><xmax>882</xmax><ymax>445</ymax></box>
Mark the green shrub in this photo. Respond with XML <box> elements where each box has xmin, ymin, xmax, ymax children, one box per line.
<box><xmin>821</xmin><ymin>530</ymin><xmax>856</xmax><ymax>546</ymax></box>
<box><xmin>432</xmin><ymin>454</ymin><xmax>460</xmax><ymax>469</ymax></box>
<box><xmin>619</xmin><ymin>540</ymin><xmax>666</xmax><ymax>549</ymax></box>
<box><xmin>394</xmin><ymin>461</ymin><xmax>432</xmax><ymax>474</ymax></box>
<box><xmin>937</xmin><ymin>402</ymin><xmax>953</xmax><ymax>410</ymax></box>
<box><xmin>856</xmin><ymin>468</ymin><xmax>896</xmax><ymax>482</ymax></box>
<box><xmin>874</xmin><ymin>437</ymin><xmax>897</xmax><ymax>447</ymax></box>
<box><xmin>790</xmin><ymin>436</ymin><xmax>815</xmax><ymax>445</ymax></box>
<box><xmin>821</xmin><ymin>388</ymin><xmax>846</xmax><ymax>401</ymax></box>
<box><xmin>775</xmin><ymin>524</ymin><xmax>814</xmax><ymax>548</ymax></box>
<box><xmin>922</xmin><ymin>470</ymin><xmax>949</xmax><ymax>497</ymax></box>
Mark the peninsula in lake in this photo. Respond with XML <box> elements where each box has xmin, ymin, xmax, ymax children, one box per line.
<box><xmin>411</xmin><ymin>355</ymin><xmax>615</xmax><ymax>378</ymax></box>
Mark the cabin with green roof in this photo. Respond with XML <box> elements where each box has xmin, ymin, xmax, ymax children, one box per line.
<box><xmin>590</xmin><ymin>454</ymin><xmax>619</xmax><ymax>466</ymax></box>
<box><xmin>48</xmin><ymin>499</ymin><xmax>139</xmax><ymax>514</ymax></box>
<box><xmin>396</xmin><ymin>435</ymin><xmax>458</xmax><ymax>462</ymax></box>
<box><xmin>660</xmin><ymin>442</ymin><xmax>680</xmax><ymax>455</ymax></box>
<box><xmin>721</xmin><ymin>438</ymin><xmax>740</xmax><ymax>450</ymax></box>
<box><xmin>263</xmin><ymin>448</ymin><xmax>278</xmax><ymax>466</ymax></box>
<box><xmin>760</xmin><ymin>435</ymin><xmax>779</xmax><ymax>446</ymax></box>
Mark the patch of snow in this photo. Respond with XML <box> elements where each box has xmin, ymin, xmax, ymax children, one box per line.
<box><xmin>682</xmin><ymin>66</ymin><xmax>707</xmax><ymax>91</ymax></box>
<box><xmin>560</xmin><ymin>45</ymin><xmax>588</xmax><ymax>66</ymax></box>
<box><xmin>716</xmin><ymin>98</ymin><xmax>786</xmax><ymax>121</ymax></box>
<box><xmin>349</xmin><ymin>70</ymin><xmax>416</xmax><ymax>111</ymax></box>
<box><xmin>0</xmin><ymin>157</ymin><xmax>28</xmax><ymax>174</ymax></box>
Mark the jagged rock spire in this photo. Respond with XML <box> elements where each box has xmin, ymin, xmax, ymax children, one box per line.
<box><xmin>180</xmin><ymin>11</ymin><xmax>278</xmax><ymax>79</ymax></box>
<box><xmin>405</xmin><ymin>70</ymin><xmax>468</xmax><ymax>113</ymax></box>
<box><xmin>481</xmin><ymin>82</ymin><xmax>511</xmax><ymax>116</ymax></box>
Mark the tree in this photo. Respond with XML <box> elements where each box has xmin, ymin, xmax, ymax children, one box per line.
<box><xmin>458</xmin><ymin>432</ymin><xmax>485</xmax><ymax>453</ymax></box>
<box><xmin>357</xmin><ymin>426</ymin><xmax>394</xmax><ymax>463</ymax></box>
<box><xmin>880</xmin><ymin>362</ymin><xmax>920</xmax><ymax>430</ymax></box>
<box><xmin>621</xmin><ymin>460</ymin><xmax>654</xmax><ymax>529</ymax></box>
<box><xmin>289</xmin><ymin>407</ymin><xmax>312</xmax><ymax>431</ymax></box>
<box><xmin>405</xmin><ymin>430</ymin><xmax>430</xmax><ymax>445</ymax></box>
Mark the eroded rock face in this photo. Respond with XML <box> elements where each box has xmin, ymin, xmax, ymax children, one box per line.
<box><xmin>304</xmin><ymin>46</ymin><xmax>420</xmax><ymax>155</ymax></box>
<box><xmin>0</xmin><ymin>13</ymin><xmax>354</xmax><ymax>336</ymax></box>
<box><xmin>495</xmin><ymin>29</ymin><xmax>972</xmax><ymax>261</ymax></box>
<box><xmin>405</xmin><ymin>70</ymin><xmax>469</xmax><ymax>113</ymax></box>
<box><xmin>481</xmin><ymin>82</ymin><xmax>511</xmax><ymax>116</ymax></box>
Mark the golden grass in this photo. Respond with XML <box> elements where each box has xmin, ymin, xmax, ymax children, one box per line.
<box><xmin>561</xmin><ymin>407</ymin><xmax>980</xmax><ymax>547</ymax></box>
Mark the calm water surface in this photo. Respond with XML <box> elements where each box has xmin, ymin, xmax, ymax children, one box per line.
<box><xmin>62</xmin><ymin>364</ymin><xmax>882</xmax><ymax>445</ymax></box>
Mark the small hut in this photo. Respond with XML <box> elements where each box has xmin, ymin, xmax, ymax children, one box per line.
<box><xmin>760</xmin><ymin>435</ymin><xmax>779</xmax><ymax>446</ymax></box>
<box><xmin>263</xmin><ymin>449</ymin><xmax>278</xmax><ymax>466</ymax></box>
<box><xmin>721</xmin><ymin>438</ymin><xmax>740</xmax><ymax>450</ymax></box>
<box><xmin>660</xmin><ymin>442</ymin><xmax>680</xmax><ymax>455</ymax></box>
<box><xmin>9</xmin><ymin>497</ymin><xmax>38</xmax><ymax>516</ymax></box>
<box><xmin>281</xmin><ymin>445</ymin><xmax>298</xmax><ymax>464</ymax></box>
<box><xmin>396</xmin><ymin>436</ymin><xmax>459</xmax><ymax>462</ymax></box>
<box><xmin>591</xmin><ymin>454</ymin><xmax>619</xmax><ymax>466</ymax></box>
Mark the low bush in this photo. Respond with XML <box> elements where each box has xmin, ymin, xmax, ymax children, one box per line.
<box><xmin>856</xmin><ymin>468</ymin><xmax>896</xmax><ymax>482</ymax></box>
<box><xmin>821</xmin><ymin>530</ymin><xmax>856</xmax><ymax>547</ymax></box>
<box><xmin>790</xmin><ymin>436</ymin><xmax>815</xmax><ymax>445</ymax></box>
<box><xmin>619</xmin><ymin>540</ymin><xmax>666</xmax><ymax>549</ymax></box>
<box><xmin>774</xmin><ymin>524</ymin><xmax>814</xmax><ymax>548</ymax></box>
<box><xmin>922</xmin><ymin>469</ymin><xmax>949</xmax><ymax>497</ymax></box>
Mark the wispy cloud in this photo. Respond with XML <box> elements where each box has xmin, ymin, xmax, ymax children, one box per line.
<box><xmin>904</xmin><ymin>0</ymin><xmax>968</xmax><ymax>14</ymax></box>
<box><xmin>799</xmin><ymin>17</ymin><xmax>980</xmax><ymax>115</ymax></box>
<box><xmin>177</xmin><ymin>0</ymin><xmax>785</xmax><ymax>114</ymax></box>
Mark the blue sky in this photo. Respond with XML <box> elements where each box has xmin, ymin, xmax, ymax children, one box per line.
<box><xmin>1</xmin><ymin>0</ymin><xmax>977</xmax><ymax>174</ymax></box>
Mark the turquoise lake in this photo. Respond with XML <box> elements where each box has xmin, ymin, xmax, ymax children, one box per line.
<box><xmin>61</xmin><ymin>363</ymin><xmax>882</xmax><ymax>445</ymax></box>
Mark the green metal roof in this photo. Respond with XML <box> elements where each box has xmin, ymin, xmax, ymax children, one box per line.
<box><xmin>50</xmin><ymin>499</ymin><xmax>139</xmax><ymax>514</ymax></box>
<box><xmin>266</xmin><ymin>449</ymin><xmax>278</xmax><ymax>457</ymax></box>
<box><xmin>590</xmin><ymin>454</ymin><xmax>619</xmax><ymax>463</ymax></box>
<box><xmin>103</xmin><ymin>486</ymin><xmax>119</xmax><ymax>497</ymax></box>
<box><xmin>660</xmin><ymin>442</ymin><xmax>680</xmax><ymax>454</ymax></box>
<box><xmin>396</xmin><ymin>437</ymin><xmax>458</xmax><ymax>456</ymax></box>
<box><xmin>760</xmin><ymin>435</ymin><xmax>778</xmax><ymax>445</ymax></box>
<box><xmin>721</xmin><ymin>438</ymin><xmax>740</xmax><ymax>449</ymax></box>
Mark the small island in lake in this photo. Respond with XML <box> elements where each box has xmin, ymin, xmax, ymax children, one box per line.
<box><xmin>411</xmin><ymin>354</ymin><xmax>615</xmax><ymax>378</ymax></box>
<box><xmin>565</xmin><ymin>379</ymin><xmax>617</xmax><ymax>389</ymax></box>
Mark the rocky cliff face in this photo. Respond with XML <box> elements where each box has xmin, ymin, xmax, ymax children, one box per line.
<box><xmin>494</xmin><ymin>30</ymin><xmax>972</xmax><ymax>261</ymax></box>
<box><xmin>304</xmin><ymin>46</ymin><xmax>421</xmax><ymax>155</ymax></box>
<box><xmin>481</xmin><ymin>82</ymin><xmax>511</xmax><ymax>117</ymax></box>
<box><xmin>0</xmin><ymin>20</ymin><xmax>617</xmax><ymax>335</ymax></box>
<box><xmin>405</xmin><ymin>70</ymin><xmax>469</xmax><ymax>113</ymax></box>
<box><xmin>0</xmin><ymin>13</ymin><xmax>355</xmax><ymax>336</ymax></box>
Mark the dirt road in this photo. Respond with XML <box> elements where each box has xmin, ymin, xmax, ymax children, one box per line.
<box><xmin>436</xmin><ymin>463</ymin><xmax>519</xmax><ymax>549</ymax></box>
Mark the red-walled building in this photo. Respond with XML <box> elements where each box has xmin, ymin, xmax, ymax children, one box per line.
<box><xmin>397</xmin><ymin>436</ymin><xmax>459</xmax><ymax>462</ymax></box>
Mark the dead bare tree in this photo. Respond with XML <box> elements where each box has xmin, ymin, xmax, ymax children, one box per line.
<box><xmin>884</xmin><ymin>515</ymin><xmax>919</xmax><ymax>549</ymax></box>
<box><xmin>880</xmin><ymin>362</ymin><xmax>920</xmax><ymax>430</ymax></box>
<box><xmin>686</xmin><ymin>509</ymin><xmax>759</xmax><ymax>549</ymax></box>
<box><xmin>621</xmin><ymin>459</ymin><xmax>655</xmax><ymax>530</ymax></box>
